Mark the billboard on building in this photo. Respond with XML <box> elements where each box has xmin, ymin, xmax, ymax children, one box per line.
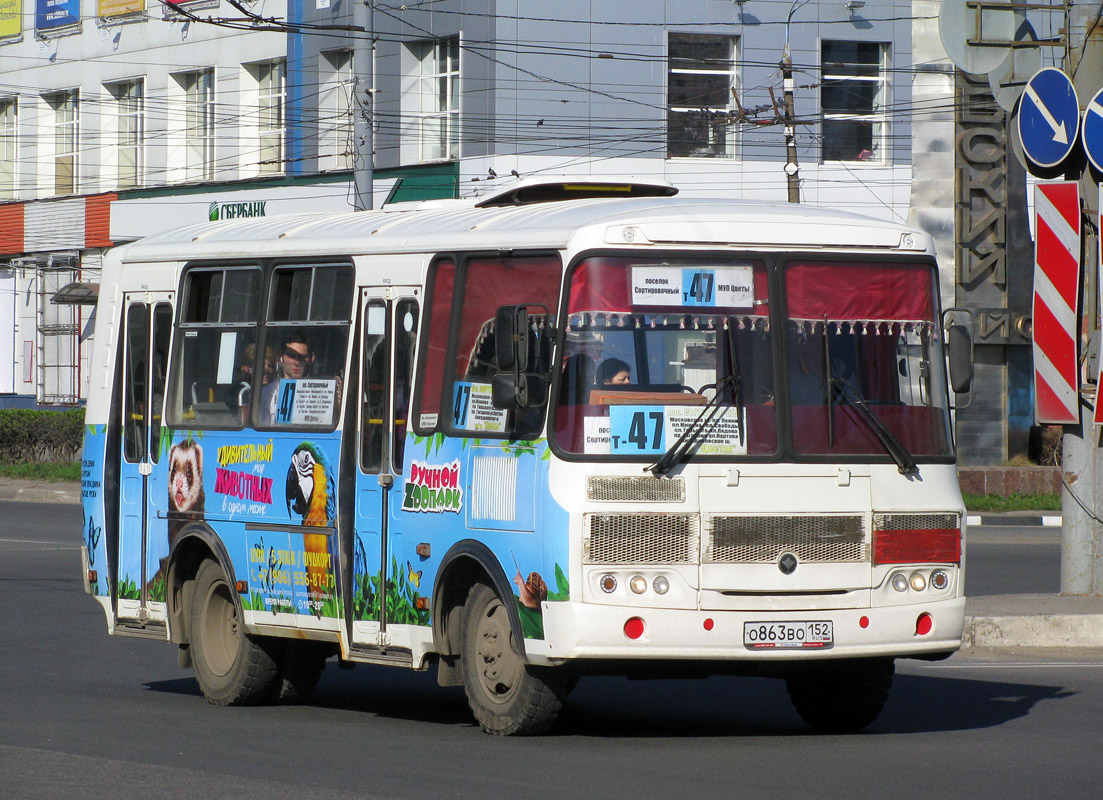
<box><xmin>0</xmin><ymin>0</ymin><xmax>22</xmax><ymax>41</ymax></box>
<box><xmin>98</xmin><ymin>0</ymin><xmax>143</xmax><ymax>17</ymax></box>
<box><xmin>36</xmin><ymin>0</ymin><xmax>80</xmax><ymax>35</ymax></box>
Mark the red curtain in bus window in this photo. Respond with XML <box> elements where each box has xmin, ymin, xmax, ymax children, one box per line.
<box><xmin>413</xmin><ymin>259</ymin><xmax>454</xmax><ymax>429</ymax></box>
<box><xmin>785</xmin><ymin>262</ymin><xmax>935</xmax><ymax>321</ymax></box>
<box><xmin>568</xmin><ymin>257</ymin><xmax>770</xmax><ymax>314</ymax></box>
<box><xmin>452</xmin><ymin>256</ymin><xmax>561</xmax><ymax>380</ymax></box>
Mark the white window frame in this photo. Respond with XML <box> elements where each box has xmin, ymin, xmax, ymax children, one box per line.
<box><xmin>667</xmin><ymin>33</ymin><xmax>739</xmax><ymax>160</ymax></box>
<box><xmin>0</xmin><ymin>98</ymin><xmax>15</xmax><ymax>199</ymax></box>
<box><xmin>320</xmin><ymin>49</ymin><xmax>355</xmax><ymax>171</ymax></box>
<box><xmin>106</xmin><ymin>79</ymin><xmax>145</xmax><ymax>190</ymax></box>
<box><xmin>820</xmin><ymin>40</ymin><xmax>889</xmax><ymax>163</ymax></box>
<box><xmin>403</xmin><ymin>38</ymin><xmax>459</xmax><ymax>163</ymax></box>
<box><xmin>168</xmin><ymin>69</ymin><xmax>215</xmax><ymax>183</ymax></box>
<box><xmin>45</xmin><ymin>90</ymin><xmax>79</xmax><ymax>195</ymax></box>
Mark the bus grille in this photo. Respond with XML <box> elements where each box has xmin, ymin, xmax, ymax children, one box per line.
<box><xmin>874</xmin><ymin>513</ymin><xmax>959</xmax><ymax>532</ymax></box>
<box><xmin>586</xmin><ymin>476</ymin><xmax>685</xmax><ymax>503</ymax></box>
<box><xmin>584</xmin><ymin>514</ymin><xmax>699</xmax><ymax>564</ymax></box>
<box><xmin>705</xmin><ymin>515</ymin><xmax>867</xmax><ymax>564</ymax></box>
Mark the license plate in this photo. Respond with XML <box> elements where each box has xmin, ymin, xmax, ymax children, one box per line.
<box><xmin>743</xmin><ymin>621</ymin><xmax>833</xmax><ymax>650</ymax></box>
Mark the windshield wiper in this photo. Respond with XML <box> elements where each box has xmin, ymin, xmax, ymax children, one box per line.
<box><xmin>648</xmin><ymin>318</ymin><xmax>745</xmax><ymax>477</ymax></box>
<box><xmin>647</xmin><ymin>374</ymin><xmax>738</xmax><ymax>477</ymax></box>
<box><xmin>829</xmin><ymin>376</ymin><xmax>918</xmax><ymax>476</ymax></box>
<box><xmin>820</xmin><ymin>318</ymin><xmax>917</xmax><ymax>476</ymax></box>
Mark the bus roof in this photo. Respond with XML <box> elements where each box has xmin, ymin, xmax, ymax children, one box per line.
<box><xmin>115</xmin><ymin>196</ymin><xmax>934</xmax><ymax>263</ymax></box>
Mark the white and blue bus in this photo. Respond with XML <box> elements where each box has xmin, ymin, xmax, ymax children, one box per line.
<box><xmin>81</xmin><ymin>179</ymin><xmax>970</xmax><ymax>734</ymax></box>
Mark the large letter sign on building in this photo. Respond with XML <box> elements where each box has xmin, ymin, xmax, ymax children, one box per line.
<box><xmin>1033</xmin><ymin>182</ymin><xmax>1082</xmax><ymax>424</ymax></box>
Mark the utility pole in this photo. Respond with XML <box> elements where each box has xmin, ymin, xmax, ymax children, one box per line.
<box><xmin>782</xmin><ymin>46</ymin><xmax>800</xmax><ymax>204</ymax></box>
<box><xmin>782</xmin><ymin>0</ymin><xmax>809</xmax><ymax>204</ymax></box>
<box><xmin>1062</xmin><ymin>1</ymin><xmax>1103</xmax><ymax>595</ymax></box>
<box><xmin>352</xmin><ymin>0</ymin><xmax>374</xmax><ymax>211</ymax></box>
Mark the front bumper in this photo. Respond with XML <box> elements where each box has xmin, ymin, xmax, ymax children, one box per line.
<box><xmin>533</xmin><ymin>596</ymin><xmax>965</xmax><ymax>662</ymax></box>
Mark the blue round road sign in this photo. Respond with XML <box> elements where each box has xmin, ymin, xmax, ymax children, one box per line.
<box><xmin>1018</xmin><ymin>67</ymin><xmax>1080</xmax><ymax>169</ymax></box>
<box><xmin>1083</xmin><ymin>87</ymin><xmax>1103</xmax><ymax>173</ymax></box>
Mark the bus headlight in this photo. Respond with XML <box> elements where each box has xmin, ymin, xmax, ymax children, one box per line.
<box><xmin>891</xmin><ymin>572</ymin><xmax>909</xmax><ymax>592</ymax></box>
<box><xmin>599</xmin><ymin>574</ymin><xmax>618</xmax><ymax>593</ymax></box>
<box><xmin>910</xmin><ymin>572</ymin><xmax>927</xmax><ymax>592</ymax></box>
<box><xmin>930</xmin><ymin>569</ymin><xmax>949</xmax><ymax>590</ymax></box>
<box><xmin>629</xmin><ymin>575</ymin><xmax>648</xmax><ymax>594</ymax></box>
<box><xmin>652</xmin><ymin>575</ymin><xmax>670</xmax><ymax>595</ymax></box>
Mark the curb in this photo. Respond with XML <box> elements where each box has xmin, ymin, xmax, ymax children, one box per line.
<box><xmin>966</xmin><ymin>514</ymin><xmax>1062</xmax><ymax>527</ymax></box>
<box><xmin>0</xmin><ymin>482</ymin><xmax>82</xmax><ymax>504</ymax></box>
<box><xmin>962</xmin><ymin>612</ymin><xmax>1103</xmax><ymax>649</ymax></box>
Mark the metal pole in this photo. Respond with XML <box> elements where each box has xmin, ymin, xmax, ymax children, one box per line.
<box><xmin>1063</xmin><ymin>0</ymin><xmax>1103</xmax><ymax>595</ymax></box>
<box><xmin>352</xmin><ymin>0</ymin><xmax>373</xmax><ymax>211</ymax></box>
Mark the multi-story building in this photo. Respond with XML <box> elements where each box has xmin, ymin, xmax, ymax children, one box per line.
<box><xmin>0</xmin><ymin>0</ymin><xmax>918</xmax><ymax>409</ymax></box>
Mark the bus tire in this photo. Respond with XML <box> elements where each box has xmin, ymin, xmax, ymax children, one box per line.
<box><xmin>270</xmin><ymin>641</ymin><xmax>327</xmax><ymax>704</ymax></box>
<box><xmin>785</xmin><ymin>657</ymin><xmax>894</xmax><ymax>732</ymax></box>
<box><xmin>190</xmin><ymin>559</ymin><xmax>280</xmax><ymax>706</ymax></box>
<box><xmin>460</xmin><ymin>581</ymin><xmax>568</xmax><ymax>735</ymax></box>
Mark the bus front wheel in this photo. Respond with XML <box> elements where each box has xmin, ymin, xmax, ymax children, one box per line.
<box><xmin>190</xmin><ymin>559</ymin><xmax>280</xmax><ymax>706</ymax></box>
<box><xmin>785</xmin><ymin>657</ymin><xmax>895</xmax><ymax>732</ymax></box>
<box><xmin>459</xmin><ymin>581</ymin><xmax>568</xmax><ymax>735</ymax></box>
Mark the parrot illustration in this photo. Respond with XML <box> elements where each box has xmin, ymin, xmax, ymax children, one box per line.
<box><xmin>286</xmin><ymin>443</ymin><xmax>336</xmax><ymax>612</ymax></box>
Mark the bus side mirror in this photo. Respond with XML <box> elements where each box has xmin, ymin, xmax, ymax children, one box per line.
<box><xmin>943</xmin><ymin>308</ymin><xmax>974</xmax><ymax>404</ymax></box>
<box><xmin>495</xmin><ymin>305</ymin><xmax>529</xmax><ymax>372</ymax></box>
<box><xmin>492</xmin><ymin>372</ymin><xmax>548</xmax><ymax>409</ymax></box>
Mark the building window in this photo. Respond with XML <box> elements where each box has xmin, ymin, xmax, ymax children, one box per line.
<box><xmin>821</xmin><ymin>41</ymin><xmax>888</xmax><ymax>162</ymax></box>
<box><xmin>255</xmin><ymin>59</ymin><xmax>286</xmax><ymax>174</ymax></box>
<box><xmin>46</xmin><ymin>90</ymin><xmax>79</xmax><ymax>194</ymax></box>
<box><xmin>0</xmin><ymin>99</ymin><xmax>14</xmax><ymax>199</ymax></box>
<box><xmin>404</xmin><ymin>38</ymin><xmax>459</xmax><ymax>162</ymax></box>
<box><xmin>107</xmin><ymin>80</ymin><xmax>144</xmax><ymax>189</ymax></box>
<box><xmin>667</xmin><ymin>34</ymin><xmax>738</xmax><ymax>159</ymax></box>
<box><xmin>320</xmin><ymin>49</ymin><xmax>354</xmax><ymax>171</ymax></box>
<box><xmin>177</xmin><ymin>69</ymin><xmax>214</xmax><ymax>181</ymax></box>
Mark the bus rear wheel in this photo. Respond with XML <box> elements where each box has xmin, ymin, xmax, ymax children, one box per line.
<box><xmin>459</xmin><ymin>581</ymin><xmax>568</xmax><ymax>735</ymax></box>
<box><xmin>785</xmin><ymin>657</ymin><xmax>894</xmax><ymax>732</ymax></box>
<box><xmin>190</xmin><ymin>559</ymin><xmax>280</xmax><ymax>706</ymax></box>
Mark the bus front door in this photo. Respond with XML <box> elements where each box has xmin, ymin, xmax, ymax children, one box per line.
<box><xmin>346</xmin><ymin>287</ymin><xmax>420</xmax><ymax>649</ymax></box>
<box><xmin>116</xmin><ymin>295</ymin><xmax>173</xmax><ymax>625</ymax></box>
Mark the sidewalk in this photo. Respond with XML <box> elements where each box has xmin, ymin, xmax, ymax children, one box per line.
<box><xmin>4</xmin><ymin>478</ymin><xmax>1099</xmax><ymax>651</ymax></box>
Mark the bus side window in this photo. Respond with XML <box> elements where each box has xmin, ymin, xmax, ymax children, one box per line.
<box><xmin>360</xmin><ymin>300</ymin><xmax>387</xmax><ymax>473</ymax></box>
<box><xmin>447</xmin><ymin>255</ymin><xmax>560</xmax><ymax>438</ymax></box>
<box><xmin>123</xmin><ymin>303</ymin><xmax>149</xmax><ymax>462</ymax></box>
<box><xmin>168</xmin><ymin>267</ymin><xmax>261</xmax><ymax>429</ymax></box>
<box><xmin>258</xmin><ymin>264</ymin><xmax>354</xmax><ymax>429</ymax></box>
<box><xmin>393</xmin><ymin>299</ymin><xmax>419</xmax><ymax>472</ymax></box>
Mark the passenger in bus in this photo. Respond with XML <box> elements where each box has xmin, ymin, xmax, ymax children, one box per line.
<box><xmin>259</xmin><ymin>332</ymin><xmax>315</xmax><ymax>424</ymax></box>
<box><xmin>236</xmin><ymin>343</ymin><xmax>276</xmax><ymax>424</ymax></box>
<box><xmin>596</xmin><ymin>357</ymin><xmax>631</xmax><ymax>385</ymax></box>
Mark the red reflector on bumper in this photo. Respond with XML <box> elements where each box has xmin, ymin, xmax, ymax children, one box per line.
<box><xmin>873</xmin><ymin>528</ymin><xmax>960</xmax><ymax>565</ymax></box>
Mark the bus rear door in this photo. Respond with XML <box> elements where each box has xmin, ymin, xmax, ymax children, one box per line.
<box><xmin>346</xmin><ymin>286</ymin><xmax>420</xmax><ymax>652</ymax></box>
<box><xmin>116</xmin><ymin>294</ymin><xmax>173</xmax><ymax>625</ymax></box>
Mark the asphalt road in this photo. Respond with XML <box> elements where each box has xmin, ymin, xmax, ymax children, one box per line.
<box><xmin>2</xmin><ymin>502</ymin><xmax>1100</xmax><ymax>799</ymax></box>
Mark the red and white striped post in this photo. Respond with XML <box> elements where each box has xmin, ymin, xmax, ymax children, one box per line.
<box><xmin>1032</xmin><ymin>181</ymin><xmax>1082</xmax><ymax>425</ymax></box>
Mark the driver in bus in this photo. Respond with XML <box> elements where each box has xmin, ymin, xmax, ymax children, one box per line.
<box><xmin>596</xmin><ymin>357</ymin><xmax>631</xmax><ymax>385</ymax></box>
<box><xmin>259</xmin><ymin>332</ymin><xmax>315</xmax><ymax>424</ymax></box>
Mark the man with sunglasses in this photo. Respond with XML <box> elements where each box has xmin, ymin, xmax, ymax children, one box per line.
<box><xmin>259</xmin><ymin>331</ymin><xmax>316</xmax><ymax>424</ymax></box>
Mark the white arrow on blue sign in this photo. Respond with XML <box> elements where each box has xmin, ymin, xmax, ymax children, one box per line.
<box><xmin>1018</xmin><ymin>67</ymin><xmax>1080</xmax><ymax>169</ymax></box>
<box><xmin>1083</xmin><ymin>87</ymin><xmax>1103</xmax><ymax>173</ymax></box>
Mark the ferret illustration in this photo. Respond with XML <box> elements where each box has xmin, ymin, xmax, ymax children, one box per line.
<box><xmin>166</xmin><ymin>440</ymin><xmax>206</xmax><ymax>553</ymax></box>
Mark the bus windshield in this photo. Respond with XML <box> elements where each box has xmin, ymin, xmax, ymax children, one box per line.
<box><xmin>553</xmin><ymin>256</ymin><xmax>778</xmax><ymax>458</ymax></box>
<box><xmin>552</xmin><ymin>256</ymin><xmax>953</xmax><ymax>462</ymax></box>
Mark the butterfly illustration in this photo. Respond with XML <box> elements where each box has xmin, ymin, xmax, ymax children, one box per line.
<box><xmin>407</xmin><ymin>561</ymin><xmax>423</xmax><ymax>589</ymax></box>
<box><xmin>85</xmin><ymin>517</ymin><xmax>102</xmax><ymax>567</ymax></box>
